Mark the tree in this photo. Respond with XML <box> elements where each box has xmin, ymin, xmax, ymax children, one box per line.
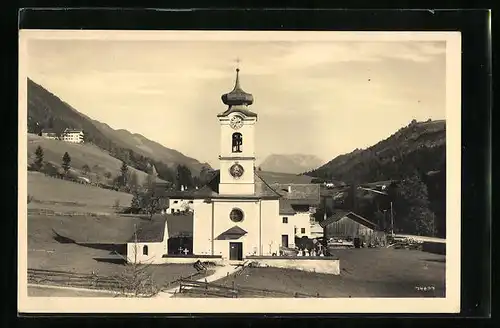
<box><xmin>144</xmin><ymin>195</ymin><xmax>161</xmax><ymax>220</ymax></box>
<box><xmin>34</xmin><ymin>146</ymin><xmax>44</xmax><ymax>171</ymax></box>
<box><xmin>198</xmin><ymin>165</ymin><xmax>213</xmax><ymax>186</ymax></box>
<box><xmin>113</xmin><ymin>199</ymin><xmax>121</xmax><ymax>212</ymax></box>
<box><xmin>392</xmin><ymin>172</ymin><xmax>435</xmax><ymax>236</ymax></box>
<box><xmin>131</xmin><ymin>191</ymin><xmax>141</xmax><ymax>210</ymax></box>
<box><xmin>92</xmin><ymin>225</ymin><xmax>160</xmax><ymax>297</ymax></box>
<box><xmin>143</xmin><ymin>170</ymin><xmax>156</xmax><ymax>193</ymax></box>
<box><xmin>62</xmin><ymin>152</ymin><xmax>71</xmax><ymax>175</ymax></box>
<box><xmin>176</xmin><ymin>165</ymin><xmax>193</xmax><ymax>189</ymax></box>
<box><xmin>128</xmin><ymin>171</ymin><xmax>139</xmax><ymax>193</ymax></box>
<box><xmin>119</xmin><ymin>161</ymin><xmax>129</xmax><ymax>190</ymax></box>
<box><xmin>82</xmin><ymin>164</ymin><xmax>91</xmax><ymax>176</ymax></box>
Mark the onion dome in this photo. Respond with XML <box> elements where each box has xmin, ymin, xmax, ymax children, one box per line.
<box><xmin>221</xmin><ymin>68</ymin><xmax>254</xmax><ymax>106</ymax></box>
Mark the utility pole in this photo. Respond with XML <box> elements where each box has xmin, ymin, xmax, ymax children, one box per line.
<box><xmin>390</xmin><ymin>201</ymin><xmax>394</xmax><ymax>237</ymax></box>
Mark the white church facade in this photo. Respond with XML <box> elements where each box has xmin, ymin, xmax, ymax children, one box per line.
<box><xmin>127</xmin><ymin>68</ymin><xmax>320</xmax><ymax>263</ymax></box>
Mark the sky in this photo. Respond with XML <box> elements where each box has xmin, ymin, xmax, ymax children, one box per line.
<box><xmin>26</xmin><ymin>36</ymin><xmax>446</xmax><ymax>169</ymax></box>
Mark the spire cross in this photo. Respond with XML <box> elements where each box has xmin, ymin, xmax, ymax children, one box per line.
<box><xmin>235</xmin><ymin>57</ymin><xmax>241</xmax><ymax>70</ymax></box>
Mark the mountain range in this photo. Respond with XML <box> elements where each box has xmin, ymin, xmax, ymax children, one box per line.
<box><xmin>27</xmin><ymin>78</ymin><xmax>209</xmax><ymax>177</ymax></box>
<box><xmin>258</xmin><ymin>154</ymin><xmax>325</xmax><ymax>175</ymax></box>
<box><xmin>306</xmin><ymin>119</ymin><xmax>446</xmax><ymax>184</ymax></box>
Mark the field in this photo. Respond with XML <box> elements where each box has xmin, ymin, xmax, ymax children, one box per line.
<box><xmin>27</xmin><ymin>133</ymin><xmax>164</xmax><ymax>184</ymax></box>
<box><xmin>28</xmin><ymin>171</ymin><xmax>133</xmax><ymax>214</ymax></box>
<box><xmin>209</xmin><ymin>248</ymin><xmax>445</xmax><ymax>298</ymax></box>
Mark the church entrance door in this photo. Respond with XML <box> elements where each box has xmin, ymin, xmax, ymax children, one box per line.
<box><xmin>229</xmin><ymin>242</ymin><xmax>243</xmax><ymax>261</ymax></box>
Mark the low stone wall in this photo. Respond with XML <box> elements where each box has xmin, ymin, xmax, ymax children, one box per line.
<box><xmin>246</xmin><ymin>256</ymin><xmax>340</xmax><ymax>275</ymax></box>
<box><xmin>161</xmin><ymin>254</ymin><xmax>224</xmax><ymax>264</ymax></box>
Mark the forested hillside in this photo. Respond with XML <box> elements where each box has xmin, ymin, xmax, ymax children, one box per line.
<box><xmin>307</xmin><ymin>119</ymin><xmax>446</xmax><ymax>238</ymax></box>
<box><xmin>306</xmin><ymin>119</ymin><xmax>445</xmax><ymax>184</ymax></box>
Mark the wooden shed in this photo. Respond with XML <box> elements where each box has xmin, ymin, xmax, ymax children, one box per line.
<box><xmin>320</xmin><ymin>210</ymin><xmax>386</xmax><ymax>247</ymax></box>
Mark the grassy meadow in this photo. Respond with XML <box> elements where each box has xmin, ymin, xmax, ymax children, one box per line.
<box><xmin>28</xmin><ymin>171</ymin><xmax>133</xmax><ymax>214</ymax></box>
<box><xmin>27</xmin><ymin>133</ymin><xmax>164</xmax><ymax>185</ymax></box>
<box><xmin>211</xmin><ymin>248</ymin><xmax>445</xmax><ymax>298</ymax></box>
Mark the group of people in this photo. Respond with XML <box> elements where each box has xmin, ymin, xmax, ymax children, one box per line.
<box><xmin>296</xmin><ymin>248</ymin><xmax>325</xmax><ymax>257</ymax></box>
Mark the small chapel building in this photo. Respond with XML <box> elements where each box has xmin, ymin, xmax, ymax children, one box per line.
<box><xmin>127</xmin><ymin>68</ymin><xmax>320</xmax><ymax>263</ymax></box>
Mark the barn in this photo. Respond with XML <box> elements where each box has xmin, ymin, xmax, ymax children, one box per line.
<box><xmin>320</xmin><ymin>210</ymin><xmax>386</xmax><ymax>247</ymax></box>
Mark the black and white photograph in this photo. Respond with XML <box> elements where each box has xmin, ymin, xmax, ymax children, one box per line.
<box><xmin>18</xmin><ymin>30</ymin><xmax>461</xmax><ymax>313</ymax></box>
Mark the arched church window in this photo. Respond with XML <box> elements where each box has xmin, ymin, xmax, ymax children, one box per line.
<box><xmin>229</xmin><ymin>208</ymin><xmax>244</xmax><ymax>222</ymax></box>
<box><xmin>143</xmin><ymin>245</ymin><xmax>148</xmax><ymax>255</ymax></box>
<box><xmin>232</xmin><ymin>133</ymin><xmax>243</xmax><ymax>153</ymax></box>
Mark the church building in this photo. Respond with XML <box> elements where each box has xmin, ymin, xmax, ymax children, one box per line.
<box><xmin>127</xmin><ymin>68</ymin><xmax>320</xmax><ymax>263</ymax></box>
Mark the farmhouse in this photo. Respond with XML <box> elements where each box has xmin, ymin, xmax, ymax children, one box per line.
<box><xmin>126</xmin><ymin>68</ymin><xmax>320</xmax><ymax>263</ymax></box>
<box><xmin>40</xmin><ymin>128</ymin><xmax>58</xmax><ymax>140</ymax></box>
<box><xmin>320</xmin><ymin>210</ymin><xmax>386</xmax><ymax>247</ymax></box>
<box><xmin>61</xmin><ymin>128</ymin><xmax>84</xmax><ymax>143</ymax></box>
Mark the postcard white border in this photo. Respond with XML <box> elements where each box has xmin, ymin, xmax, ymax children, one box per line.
<box><xmin>18</xmin><ymin>30</ymin><xmax>461</xmax><ymax>314</ymax></box>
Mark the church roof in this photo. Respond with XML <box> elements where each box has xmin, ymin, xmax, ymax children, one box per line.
<box><xmin>217</xmin><ymin>105</ymin><xmax>258</xmax><ymax>118</ymax></box>
<box><xmin>221</xmin><ymin>68</ymin><xmax>254</xmax><ymax>107</ymax></box>
<box><xmin>192</xmin><ymin>170</ymin><xmax>282</xmax><ymax>199</ymax></box>
<box><xmin>165</xmin><ymin>213</ymin><xmax>193</xmax><ymax>238</ymax></box>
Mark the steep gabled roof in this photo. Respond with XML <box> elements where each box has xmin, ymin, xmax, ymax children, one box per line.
<box><xmin>279</xmin><ymin>199</ymin><xmax>296</xmax><ymax>215</ymax></box>
<box><xmin>128</xmin><ymin>216</ymin><xmax>168</xmax><ymax>243</ymax></box>
<box><xmin>319</xmin><ymin>210</ymin><xmax>379</xmax><ymax>230</ymax></box>
<box><xmin>272</xmin><ymin>183</ymin><xmax>321</xmax><ymax>205</ymax></box>
<box><xmin>127</xmin><ymin>213</ymin><xmax>194</xmax><ymax>243</ymax></box>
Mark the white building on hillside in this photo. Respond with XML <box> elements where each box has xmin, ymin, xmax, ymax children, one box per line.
<box><xmin>61</xmin><ymin>128</ymin><xmax>84</xmax><ymax>143</ymax></box>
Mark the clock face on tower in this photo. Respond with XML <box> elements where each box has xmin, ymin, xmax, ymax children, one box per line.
<box><xmin>229</xmin><ymin>115</ymin><xmax>244</xmax><ymax>130</ymax></box>
<box><xmin>229</xmin><ymin>163</ymin><xmax>244</xmax><ymax>178</ymax></box>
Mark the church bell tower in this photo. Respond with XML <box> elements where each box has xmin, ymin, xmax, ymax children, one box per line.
<box><xmin>217</xmin><ymin>68</ymin><xmax>257</xmax><ymax>195</ymax></box>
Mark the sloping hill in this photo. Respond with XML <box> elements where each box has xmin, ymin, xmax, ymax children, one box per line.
<box><xmin>27</xmin><ymin>133</ymin><xmax>163</xmax><ymax>185</ymax></box>
<box><xmin>306</xmin><ymin>120</ymin><xmax>446</xmax><ymax>184</ymax></box>
<box><xmin>259</xmin><ymin>154</ymin><xmax>325</xmax><ymax>175</ymax></box>
<box><xmin>91</xmin><ymin>121</ymin><xmax>209</xmax><ymax>174</ymax></box>
<box><xmin>27</xmin><ymin>171</ymin><xmax>134</xmax><ymax>214</ymax></box>
<box><xmin>27</xmin><ymin>78</ymin><xmax>208</xmax><ymax>176</ymax></box>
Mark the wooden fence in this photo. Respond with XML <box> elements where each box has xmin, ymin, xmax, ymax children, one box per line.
<box><xmin>28</xmin><ymin>268</ymin><xmax>208</xmax><ymax>295</ymax></box>
<box><xmin>28</xmin><ymin>268</ymin><xmax>122</xmax><ymax>291</ymax></box>
<box><xmin>177</xmin><ymin>278</ymin><xmax>320</xmax><ymax>298</ymax></box>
